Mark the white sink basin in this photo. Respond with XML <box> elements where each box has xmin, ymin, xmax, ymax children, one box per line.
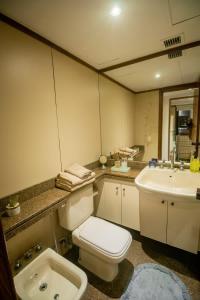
<box><xmin>135</xmin><ymin>166</ymin><xmax>200</xmax><ymax>199</ymax></box>
<box><xmin>14</xmin><ymin>248</ymin><xmax>87</xmax><ymax>300</ymax></box>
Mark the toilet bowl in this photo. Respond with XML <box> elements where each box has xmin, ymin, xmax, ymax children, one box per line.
<box><xmin>58</xmin><ymin>184</ymin><xmax>132</xmax><ymax>281</ymax></box>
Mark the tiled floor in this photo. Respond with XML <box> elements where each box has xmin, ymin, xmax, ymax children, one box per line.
<box><xmin>67</xmin><ymin>233</ymin><xmax>200</xmax><ymax>300</ymax></box>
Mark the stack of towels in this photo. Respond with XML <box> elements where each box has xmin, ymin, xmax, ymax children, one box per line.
<box><xmin>119</xmin><ymin>147</ymin><xmax>139</xmax><ymax>158</ymax></box>
<box><xmin>56</xmin><ymin>163</ymin><xmax>95</xmax><ymax>192</ymax></box>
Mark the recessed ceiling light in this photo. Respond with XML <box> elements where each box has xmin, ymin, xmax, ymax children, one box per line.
<box><xmin>155</xmin><ymin>73</ymin><xmax>161</xmax><ymax>79</ymax></box>
<box><xmin>110</xmin><ymin>6</ymin><xmax>121</xmax><ymax>16</ymax></box>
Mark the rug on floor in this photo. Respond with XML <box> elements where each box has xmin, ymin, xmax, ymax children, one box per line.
<box><xmin>121</xmin><ymin>263</ymin><xmax>191</xmax><ymax>300</ymax></box>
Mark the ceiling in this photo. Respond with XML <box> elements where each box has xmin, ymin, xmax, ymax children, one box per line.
<box><xmin>0</xmin><ymin>0</ymin><xmax>200</xmax><ymax>92</ymax></box>
<box><xmin>106</xmin><ymin>47</ymin><xmax>200</xmax><ymax>92</ymax></box>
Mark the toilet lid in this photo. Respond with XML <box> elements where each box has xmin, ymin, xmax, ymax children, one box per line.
<box><xmin>79</xmin><ymin>217</ymin><xmax>131</xmax><ymax>256</ymax></box>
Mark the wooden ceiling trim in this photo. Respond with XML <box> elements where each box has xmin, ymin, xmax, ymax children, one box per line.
<box><xmin>99</xmin><ymin>73</ymin><xmax>136</xmax><ymax>93</ymax></box>
<box><xmin>135</xmin><ymin>82</ymin><xmax>199</xmax><ymax>94</ymax></box>
<box><xmin>100</xmin><ymin>41</ymin><xmax>200</xmax><ymax>73</ymax></box>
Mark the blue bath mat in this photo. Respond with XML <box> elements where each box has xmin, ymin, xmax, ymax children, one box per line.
<box><xmin>121</xmin><ymin>263</ymin><xmax>191</xmax><ymax>300</ymax></box>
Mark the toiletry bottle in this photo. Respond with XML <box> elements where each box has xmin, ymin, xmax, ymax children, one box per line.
<box><xmin>190</xmin><ymin>154</ymin><xmax>194</xmax><ymax>172</ymax></box>
<box><xmin>194</xmin><ymin>157</ymin><xmax>199</xmax><ymax>172</ymax></box>
<box><xmin>190</xmin><ymin>153</ymin><xmax>199</xmax><ymax>172</ymax></box>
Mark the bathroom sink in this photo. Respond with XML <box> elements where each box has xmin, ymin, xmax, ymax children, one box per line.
<box><xmin>135</xmin><ymin>166</ymin><xmax>200</xmax><ymax>199</ymax></box>
<box><xmin>14</xmin><ymin>248</ymin><xmax>87</xmax><ymax>300</ymax></box>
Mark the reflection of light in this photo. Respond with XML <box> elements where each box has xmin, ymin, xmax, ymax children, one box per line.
<box><xmin>110</xmin><ymin>6</ymin><xmax>121</xmax><ymax>16</ymax></box>
<box><xmin>155</xmin><ymin>73</ymin><xmax>161</xmax><ymax>78</ymax></box>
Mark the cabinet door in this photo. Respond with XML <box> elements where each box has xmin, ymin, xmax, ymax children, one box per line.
<box><xmin>122</xmin><ymin>184</ymin><xmax>140</xmax><ymax>231</ymax></box>
<box><xmin>96</xmin><ymin>180</ymin><xmax>121</xmax><ymax>224</ymax></box>
<box><xmin>140</xmin><ymin>192</ymin><xmax>167</xmax><ymax>243</ymax></box>
<box><xmin>167</xmin><ymin>200</ymin><xmax>200</xmax><ymax>253</ymax></box>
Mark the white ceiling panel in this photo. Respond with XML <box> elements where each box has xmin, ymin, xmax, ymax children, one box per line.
<box><xmin>169</xmin><ymin>0</ymin><xmax>200</xmax><ymax>24</ymax></box>
<box><xmin>179</xmin><ymin>47</ymin><xmax>200</xmax><ymax>83</ymax></box>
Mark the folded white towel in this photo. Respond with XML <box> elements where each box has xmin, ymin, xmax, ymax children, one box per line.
<box><xmin>119</xmin><ymin>150</ymin><xmax>132</xmax><ymax>156</ymax></box>
<box><xmin>56</xmin><ymin>177</ymin><xmax>95</xmax><ymax>192</ymax></box>
<box><xmin>58</xmin><ymin>172</ymin><xmax>83</xmax><ymax>185</ymax></box>
<box><xmin>120</xmin><ymin>147</ymin><xmax>134</xmax><ymax>153</ymax></box>
<box><xmin>57</xmin><ymin>171</ymin><xmax>95</xmax><ymax>187</ymax></box>
<box><xmin>65</xmin><ymin>163</ymin><xmax>92</xmax><ymax>179</ymax></box>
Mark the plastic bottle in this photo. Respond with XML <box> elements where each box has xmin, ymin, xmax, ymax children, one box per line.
<box><xmin>190</xmin><ymin>153</ymin><xmax>199</xmax><ymax>172</ymax></box>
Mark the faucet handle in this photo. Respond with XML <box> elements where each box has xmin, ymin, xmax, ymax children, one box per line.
<box><xmin>180</xmin><ymin>161</ymin><xmax>184</xmax><ymax>170</ymax></box>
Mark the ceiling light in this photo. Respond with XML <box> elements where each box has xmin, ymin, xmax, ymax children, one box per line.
<box><xmin>155</xmin><ymin>73</ymin><xmax>161</xmax><ymax>79</ymax></box>
<box><xmin>110</xmin><ymin>6</ymin><xmax>121</xmax><ymax>16</ymax></box>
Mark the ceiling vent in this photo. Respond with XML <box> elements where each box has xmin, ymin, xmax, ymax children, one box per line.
<box><xmin>162</xmin><ymin>33</ymin><xmax>184</xmax><ymax>48</ymax></box>
<box><xmin>168</xmin><ymin>49</ymin><xmax>183</xmax><ymax>59</ymax></box>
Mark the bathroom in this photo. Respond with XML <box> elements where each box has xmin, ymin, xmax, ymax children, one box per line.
<box><xmin>0</xmin><ymin>1</ymin><xmax>200</xmax><ymax>299</ymax></box>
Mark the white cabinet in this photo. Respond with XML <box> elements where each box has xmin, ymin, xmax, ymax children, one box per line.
<box><xmin>96</xmin><ymin>179</ymin><xmax>140</xmax><ymax>230</ymax></box>
<box><xmin>122</xmin><ymin>184</ymin><xmax>140</xmax><ymax>231</ymax></box>
<box><xmin>140</xmin><ymin>193</ymin><xmax>167</xmax><ymax>243</ymax></box>
<box><xmin>167</xmin><ymin>200</ymin><xmax>200</xmax><ymax>253</ymax></box>
<box><xmin>140</xmin><ymin>191</ymin><xmax>200</xmax><ymax>253</ymax></box>
<box><xmin>96</xmin><ymin>180</ymin><xmax>121</xmax><ymax>224</ymax></box>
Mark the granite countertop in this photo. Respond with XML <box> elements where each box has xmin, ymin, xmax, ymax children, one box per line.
<box><xmin>1</xmin><ymin>167</ymin><xmax>142</xmax><ymax>240</ymax></box>
<box><xmin>2</xmin><ymin>188</ymin><xmax>70</xmax><ymax>239</ymax></box>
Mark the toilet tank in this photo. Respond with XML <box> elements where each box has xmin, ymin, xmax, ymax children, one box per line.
<box><xmin>58</xmin><ymin>184</ymin><xmax>94</xmax><ymax>231</ymax></box>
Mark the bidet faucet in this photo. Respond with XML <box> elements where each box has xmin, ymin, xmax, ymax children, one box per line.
<box><xmin>169</xmin><ymin>147</ymin><xmax>176</xmax><ymax>169</ymax></box>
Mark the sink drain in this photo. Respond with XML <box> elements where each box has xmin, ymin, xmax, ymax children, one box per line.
<box><xmin>54</xmin><ymin>294</ymin><xmax>60</xmax><ymax>300</ymax></box>
<box><xmin>39</xmin><ymin>282</ymin><xmax>48</xmax><ymax>291</ymax></box>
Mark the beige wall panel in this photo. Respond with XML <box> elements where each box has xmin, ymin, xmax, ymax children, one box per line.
<box><xmin>52</xmin><ymin>50</ymin><xmax>101</xmax><ymax>168</ymax></box>
<box><xmin>0</xmin><ymin>22</ymin><xmax>61</xmax><ymax>198</ymax></box>
<box><xmin>134</xmin><ymin>91</ymin><xmax>159</xmax><ymax>161</ymax></box>
<box><xmin>6</xmin><ymin>212</ymin><xmax>67</xmax><ymax>263</ymax></box>
<box><xmin>99</xmin><ymin>75</ymin><xmax>135</xmax><ymax>155</ymax></box>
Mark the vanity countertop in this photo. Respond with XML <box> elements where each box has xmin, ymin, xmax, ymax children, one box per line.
<box><xmin>94</xmin><ymin>166</ymin><xmax>142</xmax><ymax>180</ymax></box>
<box><xmin>1</xmin><ymin>167</ymin><xmax>143</xmax><ymax>240</ymax></box>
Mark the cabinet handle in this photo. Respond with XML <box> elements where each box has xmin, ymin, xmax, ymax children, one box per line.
<box><xmin>171</xmin><ymin>202</ymin><xmax>174</xmax><ymax>206</ymax></box>
<box><xmin>161</xmin><ymin>200</ymin><xmax>165</xmax><ymax>204</ymax></box>
<box><xmin>123</xmin><ymin>188</ymin><xmax>125</xmax><ymax>196</ymax></box>
<box><xmin>115</xmin><ymin>187</ymin><xmax>118</xmax><ymax>195</ymax></box>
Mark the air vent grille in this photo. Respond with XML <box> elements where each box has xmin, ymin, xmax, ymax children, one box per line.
<box><xmin>163</xmin><ymin>35</ymin><xmax>182</xmax><ymax>48</ymax></box>
<box><xmin>168</xmin><ymin>49</ymin><xmax>183</xmax><ymax>59</ymax></box>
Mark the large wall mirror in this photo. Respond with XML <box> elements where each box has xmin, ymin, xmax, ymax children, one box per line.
<box><xmin>162</xmin><ymin>87</ymin><xmax>199</xmax><ymax>162</ymax></box>
<box><xmin>99</xmin><ymin>46</ymin><xmax>200</xmax><ymax>163</ymax></box>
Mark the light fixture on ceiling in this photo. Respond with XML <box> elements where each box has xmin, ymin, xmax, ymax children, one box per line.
<box><xmin>155</xmin><ymin>73</ymin><xmax>161</xmax><ymax>79</ymax></box>
<box><xmin>110</xmin><ymin>6</ymin><xmax>121</xmax><ymax>16</ymax></box>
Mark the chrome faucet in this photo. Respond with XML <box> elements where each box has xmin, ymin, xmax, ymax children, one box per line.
<box><xmin>169</xmin><ymin>147</ymin><xmax>176</xmax><ymax>169</ymax></box>
<box><xmin>159</xmin><ymin>160</ymin><xmax>165</xmax><ymax>168</ymax></box>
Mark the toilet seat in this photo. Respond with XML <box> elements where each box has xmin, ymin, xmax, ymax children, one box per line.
<box><xmin>72</xmin><ymin>216</ymin><xmax>132</xmax><ymax>264</ymax></box>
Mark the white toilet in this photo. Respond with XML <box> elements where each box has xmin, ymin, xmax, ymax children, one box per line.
<box><xmin>58</xmin><ymin>184</ymin><xmax>132</xmax><ymax>282</ymax></box>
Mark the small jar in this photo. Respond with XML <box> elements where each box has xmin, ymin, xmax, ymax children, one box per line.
<box><xmin>6</xmin><ymin>202</ymin><xmax>20</xmax><ymax>217</ymax></box>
